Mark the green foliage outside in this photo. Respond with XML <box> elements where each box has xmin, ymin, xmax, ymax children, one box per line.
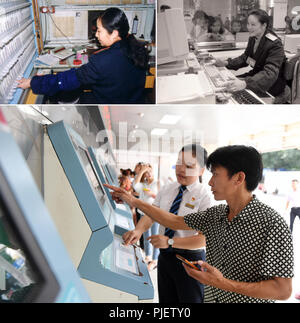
<box><xmin>261</xmin><ymin>149</ymin><xmax>300</xmax><ymax>171</ymax></box>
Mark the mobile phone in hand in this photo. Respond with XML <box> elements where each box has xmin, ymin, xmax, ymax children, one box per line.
<box><xmin>176</xmin><ymin>254</ymin><xmax>201</xmax><ymax>271</ymax></box>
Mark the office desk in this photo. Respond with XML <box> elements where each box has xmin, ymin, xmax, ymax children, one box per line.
<box><xmin>157</xmin><ymin>45</ymin><xmax>296</xmax><ymax>105</ymax></box>
<box><xmin>24</xmin><ymin>54</ymin><xmax>156</xmax><ymax>104</ymax></box>
<box><xmin>34</xmin><ymin>54</ymin><xmax>85</xmax><ymax>71</ymax></box>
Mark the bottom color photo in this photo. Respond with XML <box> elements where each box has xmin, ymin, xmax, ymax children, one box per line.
<box><xmin>0</xmin><ymin>105</ymin><xmax>299</xmax><ymax>305</ymax></box>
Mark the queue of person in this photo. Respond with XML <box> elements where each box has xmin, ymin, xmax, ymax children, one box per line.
<box><xmin>190</xmin><ymin>11</ymin><xmax>234</xmax><ymax>42</ymax></box>
<box><xmin>118</xmin><ymin>162</ymin><xmax>160</xmax><ymax>270</ymax></box>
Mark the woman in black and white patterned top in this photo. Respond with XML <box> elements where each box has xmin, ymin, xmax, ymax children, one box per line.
<box><xmin>105</xmin><ymin>145</ymin><xmax>294</xmax><ymax>303</ymax></box>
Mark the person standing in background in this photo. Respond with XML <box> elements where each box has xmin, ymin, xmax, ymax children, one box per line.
<box><xmin>190</xmin><ymin>10</ymin><xmax>211</xmax><ymax>42</ymax></box>
<box><xmin>286</xmin><ymin>179</ymin><xmax>300</xmax><ymax>233</ymax></box>
<box><xmin>133</xmin><ymin>163</ymin><xmax>159</xmax><ymax>270</ymax></box>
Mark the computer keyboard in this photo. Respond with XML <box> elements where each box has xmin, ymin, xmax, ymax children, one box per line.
<box><xmin>204</xmin><ymin>65</ymin><xmax>236</xmax><ymax>88</ymax></box>
<box><xmin>218</xmin><ymin>66</ymin><xmax>236</xmax><ymax>81</ymax></box>
<box><xmin>231</xmin><ymin>89</ymin><xmax>265</xmax><ymax>104</ymax></box>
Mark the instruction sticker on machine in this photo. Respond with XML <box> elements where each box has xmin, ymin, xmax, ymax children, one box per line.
<box><xmin>115</xmin><ymin>214</ymin><xmax>130</xmax><ymax>229</ymax></box>
<box><xmin>115</xmin><ymin>242</ymin><xmax>138</xmax><ymax>275</ymax></box>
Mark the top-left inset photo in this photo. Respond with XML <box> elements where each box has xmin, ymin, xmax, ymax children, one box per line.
<box><xmin>0</xmin><ymin>0</ymin><xmax>156</xmax><ymax>105</ymax></box>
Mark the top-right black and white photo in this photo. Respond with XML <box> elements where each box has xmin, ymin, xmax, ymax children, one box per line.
<box><xmin>157</xmin><ymin>0</ymin><xmax>300</xmax><ymax>105</ymax></box>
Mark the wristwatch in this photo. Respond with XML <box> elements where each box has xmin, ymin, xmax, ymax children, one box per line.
<box><xmin>168</xmin><ymin>238</ymin><xmax>174</xmax><ymax>248</ymax></box>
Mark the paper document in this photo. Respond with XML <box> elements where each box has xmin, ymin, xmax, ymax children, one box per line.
<box><xmin>116</xmin><ymin>244</ymin><xmax>138</xmax><ymax>275</ymax></box>
<box><xmin>35</xmin><ymin>54</ymin><xmax>59</xmax><ymax>66</ymax></box>
<box><xmin>115</xmin><ymin>214</ymin><xmax>130</xmax><ymax>229</ymax></box>
<box><xmin>157</xmin><ymin>72</ymin><xmax>211</xmax><ymax>104</ymax></box>
<box><xmin>52</xmin><ymin>48</ymin><xmax>74</xmax><ymax>60</ymax></box>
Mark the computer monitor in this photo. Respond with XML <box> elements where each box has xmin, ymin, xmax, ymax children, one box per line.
<box><xmin>76</xmin><ymin>145</ymin><xmax>107</xmax><ymax>209</ymax></box>
<box><xmin>87</xmin><ymin>147</ymin><xmax>133</xmax><ymax>221</ymax></box>
<box><xmin>284</xmin><ymin>34</ymin><xmax>300</xmax><ymax>54</ymax></box>
<box><xmin>0</xmin><ymin>177</ymin><xmax>59</xmax><ymax>303</ymax></box>
<box><xmin>157</xmin><ymin>8</ymin><xmax>189</xmax><ymax>65</ymax></box>
<box><xmin>104</xmin><ymin>162</ymin><xmax>119</xmax><ymax>186</ymax></box>
<box><xmin>0</xmin><ymin>117</ymin><xmax>90</xmax><ymax>303</ymax></box>
<box><xmin>88</xmin><ymin>10</ymin><xmax>104</xmax><ymax>41</ymax></box>
<box><xmin>47</xmin><ymin>121</ymin><xmax>113</xmax><ymax>231</ymax></box>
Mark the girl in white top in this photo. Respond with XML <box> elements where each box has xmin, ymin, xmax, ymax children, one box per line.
<box><xmin>205</xmin><ymin>16</ymin><xmax>234</xmax><ymax>42</ymax></box>
<box><xmin>189</xmin><ymin>10</ymin><xmax>210</xmax><ymax>42</ymax></box>
<box><xmin>133</xmin><ymin>164</ymin><xmax>159</xmax><ymax>270</ymax></box>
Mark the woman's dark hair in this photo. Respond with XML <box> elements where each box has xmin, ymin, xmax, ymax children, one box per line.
<box><xmin>120</xmin><ymin>168</ymin><xmax>134</xmax><ymax>176</ymax></box>
<box><xmin>206</xmin><ymin>145</ymin><xmax>263</xmax><ymax>192</ymax></box>
<box><xmin>208</xmin><ymin>16</ymin><xmax>225</xmax><ymax>35</ymax></box>
<box><xmin>160</xmin><ymin>5</ymin><xmax>171</xmax><ymax>12</ymax></box>
<box><xmin>248</xmin><ymin>9</ymin><xmax>271</xmax><ymax>29</ymax></box>
<box><xmin>99</xmin><ymin>8</ymin><xmax>149</xmax><ymax>70</ymax></box>
<box><xmin>192</xmin><ymin>10</ymin><xmax>209</xmax><ymax>25</ymax></box>
<box><xmin>231</xmin><ymin>19</ymin><xmax>242</xmax><ymax>34</ymax></box>
<box><xmin>248</xmin><ymin>9</ymin><xmax>279</xmax><ymax>38</ymax></box>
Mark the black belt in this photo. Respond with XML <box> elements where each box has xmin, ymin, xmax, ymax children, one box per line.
<box><xmin>160</xmin><ymin>247</ymin><xmax>205</xmax><ymax>255</ymax></box>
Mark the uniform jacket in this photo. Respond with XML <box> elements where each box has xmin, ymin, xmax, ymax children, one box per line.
<box><xmin>30</xmin><ymin>40</ymin><xmax>146</xmax><ymax>104</ymax></box>
<box><xmin>227</xmin><ymin>31</ymin><xmax>286</xmax><ymax>96</ymax></box>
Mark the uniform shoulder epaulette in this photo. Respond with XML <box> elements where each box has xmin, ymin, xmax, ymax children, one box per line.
<box><xmin>265</xmin><ymin>33</ymin><xmax>278</xmax><ymax>41</ymax></box>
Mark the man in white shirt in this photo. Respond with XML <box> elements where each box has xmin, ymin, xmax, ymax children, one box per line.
<box><xmin>286</xmin><ymin>179</ymin><xmax>300</xmax><ymax>233</ymax></box>
<box><xmin>123</xmin><ymin>144</ymin><xmax>211</xmax><ymax>303</ymax></box>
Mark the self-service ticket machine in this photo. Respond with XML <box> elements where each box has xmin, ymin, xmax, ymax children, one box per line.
<box><xmin>0</xmin><ymin>113</ymin><xmax>90</xmax><ymax>303</ymax></box>
<box><xmin>88</xmin><ymin>147</ymin><xmax>133</xmax><ymax>221</ymax></box>
<box><xmin>44</xmin><ymin>121</ymin><xmax>153</xmax><ymax>302</ymax></box>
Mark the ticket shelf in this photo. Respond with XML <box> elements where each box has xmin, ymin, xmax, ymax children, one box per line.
<box><xmin>0</xmin><ymin>0</ymin><xmax>30</xmax><ymax>16</ymax></box>
<box><xmin>0</xmin><ymin>17</ymin><xmax>33</xmax><ymax>47</ymax></box>
<box><xmin>9</xmin><ymin>52</ymin><xmax>37</xmax><ymax>105</ymax></box>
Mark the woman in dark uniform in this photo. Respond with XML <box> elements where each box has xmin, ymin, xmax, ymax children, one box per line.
<box><xmin>214</xmin><ymin>9</ymin><xmax>288</xmax><ymax>102</ymax></box>
<box><xmin>17</xmin><ymin>8</ymin><xmax>149</xmax><ymax>104</ymax></box>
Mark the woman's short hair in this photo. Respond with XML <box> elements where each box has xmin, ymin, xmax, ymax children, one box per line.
<box><xmin>206</xmin><ymin>145</ymin><xmax>263</xmax><ymax>192</ymax></box>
